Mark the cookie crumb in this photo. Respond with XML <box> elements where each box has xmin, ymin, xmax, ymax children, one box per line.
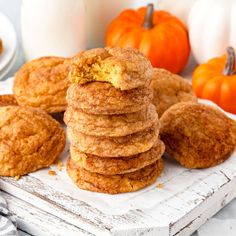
<box><xmin>48</xmin><ymin>170</ymin><xmax>57</xmax><ymax>176</ymax></box>
<box><xmin>14</xmin><ymin>175</ymin><xmax>20</xmax><ymax>181</ymax></box>
<box><xmin>57</xmin><ymin>161</ymin><xmax>63</xmax><ymax>171</ymax></box>
<box><xmin>157</xmin><ymin>183</ymin><xmax>164</xmax><ymax>189</ymax></box>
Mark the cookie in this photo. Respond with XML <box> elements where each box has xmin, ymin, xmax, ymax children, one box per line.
<box><xmin>0</xmin><ymin>106</ymin><xmax>66</xmax><ymax>177</ymax></box>
<box><xmin>68</xmin><ymin>123</ymin><xmax>159</xmax><ymax>157</ymax></box>
<box><xmin>64</xmin><ymin>103</ymin><xmax>158</xmax><ymax>137</ymax></box>
<box><xmin>13</xmin><ymin>57</ymin><xmax>70</xmax><ymax>113</ymax></box>
<box><xmin>67</xmin><ymin>158</ymin><xmax>164</xmax><ymax>194</ymax></box>
<box><xmin>0</xmin><ymin>95</ymin><xmax>18</xmax><ymax>106</ymax></box>
<box><xmin>67</xmin><ymin>82</ymin><xmax>152</xmax><ymax>115</ymax></box>
<box><xmin>151</xmin><ymin>69</ymin><xmax>197</xmax><ymax>117</ymax></box>
<box><xmin>160</xmin><ymin>102</ymin><xmax>236</xmax><ymax>168</ymax></box>
<box><xmin>69</xmin><ymin>47</ymin><xmax>153</xmax><ymax>90</ymax></box>
<box><xmin>70</xmin><ymin>139</ymin><xmax>165</xmax><ymax>175</ymax></box>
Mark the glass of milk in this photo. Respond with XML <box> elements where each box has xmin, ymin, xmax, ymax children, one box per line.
<box><xmin>85</xmin><ymin>0</ymin><xmax>159</xmax><ymax>48</ymax></box>
<box><xmin>21</xmin><ymin>0</ymin><xmax>86</xmax><ymax>61</ymax></box>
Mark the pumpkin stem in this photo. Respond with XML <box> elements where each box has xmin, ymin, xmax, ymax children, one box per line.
<box><xmin>223</xmin><ymin>47</ymin><xmax>235</xmax><ymax>76</ymax></box>
<box><xmin>143</xmin><ymin>3</ymin><xmax>154</xmax><ymax>29</ymax></box>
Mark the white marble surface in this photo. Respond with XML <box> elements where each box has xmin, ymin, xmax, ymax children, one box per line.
<box><xmin>0</xmin><ymin>1</ymin><xmax>236</xmax><ymax>236</ymax></box>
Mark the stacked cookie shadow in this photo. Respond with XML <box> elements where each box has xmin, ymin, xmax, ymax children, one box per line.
<box><xmin>64</xmin><ymin>47</ymin><xmax>165</xmax><ymax>194</ymax></box>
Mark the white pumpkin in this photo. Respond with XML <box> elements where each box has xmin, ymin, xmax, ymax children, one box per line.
<box><xmin>189</xmin><ymin>0</ymin><xmax>236</xmax><ymax>64</ymax></box>
<box><xmin>158</xmin><ymin>0</ymin><xmax>197</xmax><ymax>26</ymax></box>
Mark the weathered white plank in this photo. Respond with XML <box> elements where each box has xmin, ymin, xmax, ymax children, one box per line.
<box><xmin>140</xmin><ymin>168</ymin><xmax>236</xmax><ymax>235</ymax></box>
<box><xmin>1</xmin><ymin>191</ymin><xmax>92</xmax><ymax>236</ymax></box>
<box><xmin>0</xmin><ymin>176</ymin><xmax>166</xmax><ymax>236</ymax></box>
<box><xmin>175</xmin><ymin>186</ymin><xmax>236</xmax><ymax>236</ymax></box>
<box><xmin>172</xmin><ymin>174</ymin><xmax>236</xmax><ymax>235</ymax></box>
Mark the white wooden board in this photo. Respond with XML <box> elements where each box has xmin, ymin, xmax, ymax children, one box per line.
<box><xmin>0</xmin><ymin>78</ymin><xmax>236</xmax><ymax>235</ymax></box>
<box><xmin>1</xmin><ymin>191</ymin><xmax>92</xmax><ymax>236</ymax></box>
<box><xmin>1</xmin><ymin>161</ymin><xmax>236</xmax><ymax>236</ymax></box>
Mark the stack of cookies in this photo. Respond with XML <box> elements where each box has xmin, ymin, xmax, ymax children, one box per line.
<box><xmin>64</xmin><ymin>47</ymin><xmax>165</xmax><ymax>194</ymax></box>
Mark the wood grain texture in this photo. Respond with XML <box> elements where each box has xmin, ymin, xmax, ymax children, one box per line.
<box><xmin>0</xmin><ymin>176</ymin><xmax>165</xmax><ymax>235</ymax></box>
<box><xmin>1</xmin><ymin>191</ymin><xmax>92</xmax><ymax>236</ymax></box>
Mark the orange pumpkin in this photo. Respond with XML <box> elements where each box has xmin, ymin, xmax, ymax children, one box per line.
<box><xmin>106</xmin><ymin>4</ymin><xmax>190</xmax><ymax>74</ymax></box>
<box><xmin>192</xmin><ymin>47</ymin><xmax>236</xmax><ymax>114</ymax></box>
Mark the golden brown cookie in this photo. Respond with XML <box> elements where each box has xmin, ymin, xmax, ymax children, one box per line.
<box><xmin>64</xmin><ymin>103</ymin><xmax>158</xmax><ymax>137</ymax></box>
<box><xmin>13</xmin><ymin>57</ymin><xmax>70</xmax><ymax>113</ymax></box>
<box><xmin>70</xmin><ymin>139</ymin><xmax>165</xmax><ymax>175</ymax></box>
<box><xmin>67</xmin><ymin>158</ymin><xmax>164</xmax><ymax>194</ymax></box>
<box><xmin>160</xmin><ymin>102</ymin><xmax>236</xmax><ymax>169</ymax></box>
<box><xmin>69</xmin><ymin>47</ymin><xmax>153</xmax><ymax>90</ymax></box>
<box><xmin>151</xmin><ymin>69</ymin><xmax>197</xmax><ymax>117</ymax></box>
<box><xmin>0</xmin><ymin>106</ymin><xmax>66</xmax><ymax>177</ymax></box>
<box><xmin>67</xmin><ymin>82</ymin><xmax>152</xmax><ymax>115</ymax></box>
<box><xmin>0</xmin><ymin>95</ymin><xmax>18</xmax><ymax>106</ymax></box>
<box><xmin>68</xmin><ymin>123</ymin><xmax>159</xmax><ymax>157</ymax></box>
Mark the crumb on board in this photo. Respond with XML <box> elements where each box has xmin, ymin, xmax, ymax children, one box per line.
<box><xmin>48</xmin><ymin>170</ymin><xmax>57</xmax><ymax>176</ymax></box>
<box><xmin>57</xmin><ymin>161</ymin><xmax>64</xmax><ymax>171</ymax></box>
<box><xmin>14</xmin><ymin>175</ymin><xmax>20</xmax><ymax>181</ymax></box>
<box><xmin>157</xmin><ymin>183</ymin><xmax>164</xmax><ymax>189</ymax></box>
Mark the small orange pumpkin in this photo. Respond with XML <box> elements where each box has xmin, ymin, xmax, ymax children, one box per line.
<box><xmin>192</xmin><ymin>47</ymin><xmax>236</xmax><ymax>114</ymax></box>
<box><xmin>106</xmin><ymin>4</ymin><xmax>190</xmax><ymax>74</ymax></box>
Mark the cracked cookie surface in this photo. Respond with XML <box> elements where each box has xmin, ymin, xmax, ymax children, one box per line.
<box><xmin>0</xmin><ymin>106</ymin><xmax>66</xmax><ymax>177</ymax></box>
<box><xmin>160</xmin><ymin>102</ymin><xmax>236</xmax><ymax>168</ymax></box>
<box><xmin>68</xmin><ymin>123</ymin><xmax>159</xmax><ymax>157</ymax></box>
<box><xmin>13</xmin><ymin>57</ymin><xmax>70</xmax><ymax>113</ymax></box>
<box><xmin>67</xmin><ymin>157</ymin><xmax>164</xmax><ymax>194</ymax></box>
<box><xmin>67</xmin><ymin>82</ymin><xmax>152</xmax><ymax>115</ymax></box>
<box><xmin>69</xmin><ymin>47</ymin><xmax>153</xmax><ymax>90</ymax></box>
<box><xmin>70</xmin><ymin>139</ymin><xmax>165</xmax><ymax>175</ymax></box>
<box><xmin>64</xmin><ymin>103</ymin><xmax>158</xmax><ymax>137</ymax></box>
<box><xmin>0</xmin><ymin>95</ymin><xmax>18</xmax><ymax>106</ymax></box>
<box><xmin>151</xmin><ymin>69</ymin><xmax>197</xmax><ymax>117</ymax></box>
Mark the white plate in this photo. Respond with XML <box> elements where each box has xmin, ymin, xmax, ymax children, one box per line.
<box><xmin>0</xmin><ymin>13</ymin><xmax>17</xmax><ymax>72</ymax></box>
